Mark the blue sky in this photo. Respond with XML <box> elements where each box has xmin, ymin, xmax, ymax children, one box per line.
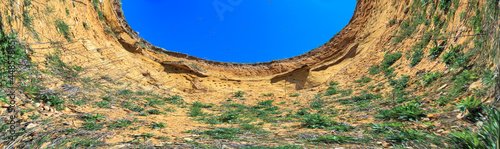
<box><xmin>121</xmin><ymin>0</ymin><xmax>356</xmax><ymax>63</ymax></box>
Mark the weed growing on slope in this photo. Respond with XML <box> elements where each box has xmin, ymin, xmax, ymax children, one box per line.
<box><xmin>109</xmin><ymin>118</ymin><xmax>138</xmax><ymax>130</ymax></box>
<box><xmin>189</xmin><ymin>106</ymin><xmax>205</xmax><ymax>117</ymax></box>
<box><xmin>45</xmin><ymin>49</ymin><xmax>82</xmax><ymax>81</ymax></box>
<box><xmin>369</xmin><ymin>65</ymin><xmax>381</xmax><ymax>74</ymax></box>
<box><xmin>381</xmin><ymin>52</ymin><xmax>403</xmax><ymax>69</ymax></box>
<box><xmin>410</xmin><ymin>49</ymin><xmax>424</xmax><ymax>67</ymax></box>
<box><xmin>233</xmin><ymin>91</ymin><xmax>245</xmax><ymax>98</ymax></box>
<box><xmin>421</xmin><ymin>71</ymin><xmax>444</xmax><ymax>86</ymax></box>
<box><xmin>456</xmin><ymin>96</ymin><xmax>483</xmax><ymax>120</ymax></box>
<box><xmin>263</xmin><ymin>93</ymin><xmax>274</xmax><ymax>97</ymax></box>
<box><xmin>55</xmin><ymin>20</ymin><xmax>71</xmax><ymax>41</ymax></box>
<box><xmin>311</xmin><ymin>135</ymin><xmax>357</xmax><ymax>144</ymax></box>
<box><xmin>429</xmin><ymin>42</ymin><xmax>445</xmax><ymax>59</ymax></box>
<box><xmin>96</xmin><ymin>101</ymin><xmax>110</xmax><ymax>108</ymax></box>
<box><xmin>301</xmin><ymin>113</ymin><xmax>354</xmax><ymax>131</ymax></box>
<box><xmin>442</xmin><ymin>44</ymin><xmax>470</xmax><ymax>68</ymax></box>
<box><xmin>377</xmin><ymin>101</ymin><xmax>426</xmax><ymax>121</ymax></box>
<box><xmin>165</xmin><ymin>95</ymin><xmax>185</xmax><ymax>105</ymax></box>
<box><xmin>145</xmin><ymin>98</ymin><xmax>164</xmax><ymax>107</ymax></box>
<box><xmin>448</xmin><ymin>106</ymin><xmax>499</xmax><ymax>148</ymax></box>
<box><xmin>450</xmin><ymin>69</ymin><xmax>479</xmax><ymax>97</ymax></box>
<box><xmin>188</xmin><ymin>127</ymin><xmax>243</xmax><ymax>139</ymax></box>
<box><xmin>370</xmin><ymin>52</ymin><xmax>402</xmax><ymax>75</ymax></box>
<box><xmin>354</xmin><ymin>76</ymin><xmax>372</xmax><ymax>84</ymax></box>
<box><xmin>325</xmin><ymin>81</ymin><xmax>340</xmax><ymax>96</ymax></box>
<box><xmin>150</xmin><ymin>122</ymin><xmax>167</xmax><ymax>129</ymax></box>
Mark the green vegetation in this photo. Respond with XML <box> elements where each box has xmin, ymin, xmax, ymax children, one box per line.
<box><xmin>450</xmin><ymin>69</ymin><xmax>479</xmax><ymax>96</ymax></box>
<box><xmin>81</xmin><ymin>114</ymin><xmax>106</xmax><ymax>130</ymax></box>
<box><xmin>421</xmin><ymin>71</ymin><xmax>444</xmax><ymax>86</ymax></box>
<box><xmin>442</xmin><ymin>44</ymin><xmax>469</xmax><ymax>68</ymax></box>
<box><xmin>150</xmin><ymin>122</ymin><xmax>167</xmax><ymax>129</ymax></box>
<box><xmin>189</xmin><ymin>106</ymin><xmax>205</xmax><ymax>117</ymax></box>
<box><xmin>55</xmin><ymin>20</ymin><xmax>71</xmax><ymax>41</ymax></box>
<box><xmin>456</xmin><ymin>96</ymin><xmax>483</xmax><ymax>120</ymax></box>
<box><xmin>325</xmin><ymin>81</ymin><xmax>340</xmax><ymax>96</ymax></box>
<box><xmin>410</xmin><ymin>49</ymin><xmax>424</xmax><ymax>67</ymax></box>
<box><xmin>92</xmin><ymin>0</ymin><xmax>104</xmax><ymax>20</ymax></box>
<box><xmin>448</xmin><ymin>107</ymin><xmax>499</xmax><ymax>149</ymax></box>
<box><xmin>301</xmin><ymin>113</ymin><xmax>354</xmax><ymax>131</ymax></box>
<box><xmin>83</xmin><ymin>22</ymin><xmax>89</xmax><ymax>30</ymax></box>
<box><xmin>233</xmin><ymin>91</ymin><xmax>245</xmax><ymax>97</ymax></box>
<box><xmin>263</xmin><ymin>93</ymin><xmax>274</xmax><ymax>97</ymax></box>
<box><xmin>377</xmin><ymin>101</ymin><xmax>426</xmax><ymax>121</ymax></box>
<box><xmin>109</xmin><ymin>118</ymin><xmax>137</xmax><ymax>130</ymax></box>
<box><xmin>354</xmin><ymin>76</ymin><xmax>372</xmax><ymax>84</ymax></box>
<box><xmin>187</xmin><ymin>127</ymin><xmax>243</xmax><ymax>139</ymax></box>
<box><xmin>381</xmin><ymin>52</ymin><xmax>402</xmax><ymax>69</ymax></box>
<box><xmin>369</xmin><ymin>51</ymin><xmax>402</xmax><ymax>75</ymax></box>
<box><xmin>429</xmin><ymin>42</ymin><xmax>445</xmax><ymax>59</ymax></box>
<box><xmin>96</xmin><ymin>101</ymin><xmax>110</xmax><ymax>108</ymax></box>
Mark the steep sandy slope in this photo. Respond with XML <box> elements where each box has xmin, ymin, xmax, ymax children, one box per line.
<box><xmin>0</xmin><ymin>0</ymin><xmax>498</xmax><ymax>148</ymax></box>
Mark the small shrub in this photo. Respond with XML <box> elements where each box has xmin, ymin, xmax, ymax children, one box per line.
<box><xmin>55</xmin><ymin>20</ymin><xmax>71</xmax><ymax>41</ymax></box>
<box><xmin>289</xmin><ymin>93</ymin><xmax>300</xmax><ymax>97</ymax></box>
<box><xmin>369</xmin><ymin>65</ymin><xmax>381</xmax><ymax>74</ymax></box>
<box><xmin>438</xmin><ymin>0</ymin><xmax>451</xmax><ymax>12</ymax></box>
<box><xmin>150</xmin><ymin>122</ymin><xmax>167</xmax><ymax>129</ymax></box>
<box><xmin>82</xmin><ymin>22</ymin><xmax>89</xmax><ymax>30</ymax></box>
<box><xmin>351</xmin><ymin>93</ymin><xmax>381</xmax><ymax>102</ymax></box>
<box><xmin>29</xmin><ymin>114</ymin><xmax>40</xmax><ymax>120</ymax></box>
<box><xmin>129</xmin><ymin>105</ymin><xmax>144</xmax><ymax>112</ymax></box>
<box><xmin>421</xmin><ymin>71</ymin><xmax>444</xmax><ymax>86</ymax></box>
<box><xmin>263</xmin><ymin>93</ymin><xmax>274</xmax><ymax>97</ymax></box>
<box><xmin>147</xmin><ymin>109</ymin><xmax>163</xmax><ymax>115</ymax></box>
<box><xmin>296</xmin><ymin>108</ymin><xmax>310</xmax><ymax>116</ymax></box>
<box><xmin>96</xmin><ymin>101</ymin><xmax>110</xmax><ymax>108</ymax></box>
<box><xmin>83</xmin><ymin>120</ymin><xmax>103</xmax><ymax>130</ymax></box>
<box><xmin>448</xmin><ymin>107</ymin><xmax>499</xmax><ymax>149</ymax></box>
<box><xmin>199</xmin><ymin>127</ymin><xmax>243</xmax><ymax>139</ymax></box>
<box><xmin>189</xmin><ymin>106</ymin><xmax>205</xmax><ymax>117</ymax></box>
<box><xmin>377</xmin><ymin>102</ymin><xmax>426</xmax><ymax>121</ymax></box>
<box><xmin>354</xmin><ymin>76</ymin><xmax>372</xmax><ymax>83</ymax></box>
<box><xmin>165</xmin><ymin>107</ymin><xmax>176</xmax><ymax>112</ymax></box>
<box><xmin>218</xmin><ymin>110</ymin><xmax>240</xmax><ymax>123</ymax></box>
<box><xmin>310</xmin><ymin>98</ymin><xmax>325</xmax><ymax>109</ymax></box>
<box><xmin>442</xmin><ymin>44</ymin><xmax>469</xmax><ymax>67</ymax></box>
<box><xmin>383</xmin><ymin>67</ymin><xmax>396</xmax><ymax>77</ymax></box>
<box><xmin>146</xmin><ymin>98</ymin><xmax>164</xmax><ymax>106</ymax></box>
<box><xmin>102</xmin><ymin>96</ymin><xmax>113</xmax><ymax>102</ymax></box>
<box><xmin>381</xmin><ymin>52</ymin><xmax>402</xmax><ymax>69</ymax></box>
<box><xmin>312</xmin><ymin>135</ymin><xmax>357</xmax><ymax>144</ymax></box>
<box><xmin>258</xmin><ymin>100</ymin><xmax>274</xmax><ymax>107</ymax></box>
<box><xmin>109</xmin><ymin>118</ymin><xmax>137</xmax><ymax>129</ymax></box>
<box><xmin>390</xmin><ymin>75</ymin><xmax>410</xmax><ymax>91</ymax></box>
<box><xmin>436</xmin><ymin>95</ymin><xmax>452</xmax><ymax>106</ymax></box>
<box><xmin>325</xmin><ymin>82</ymin><xmax>340</xmax><ymax>96</ymax></box>
<box><xmin>233</xmin><ymin>91</ymin><xmax>245</xmax><ymax>98</ymax></box>
<box><xmin>192</xmin><ymin>101</ymin><xmax>213</xmax><ymax>108</ymax></box>
<box><xmin>410</xmin><ymin>49</ymin><xmax>424</xmax><ymax>67</ymax></box>
<box><xmin>165</xmin><ymin>95</ymin><xmax>185</xmax><ymax>105</ymax></box>
<box><xmin>450</xmin><ymin>70</ymin><xmax>479</xmax><ymax>96</ymax></box>
<box><xmin>456</xmin><ymin>96</ymin><xmax>482</xmax><ymax>120</ymax></box>
<box><xmin>302</xmin><ymin>113</ymin><xmax>333</xmax><ymax>129</ymax></box>
<box><xmin>386</xmin><ymin>129</ymin><xmax>433</xmax><ymax>143</ymax></box>
<box><xmin>429</xmin><ymin>46</ymin><xmax>444</xmax><ymax>59</ymax></box>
